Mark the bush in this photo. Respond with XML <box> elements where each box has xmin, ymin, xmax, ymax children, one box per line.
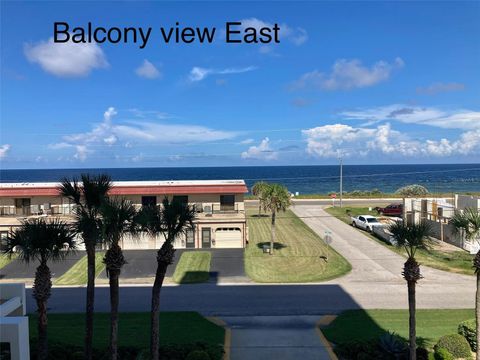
<box><xmin>395</xmin><ymin>184</ymin><xmax>429</xmax><ymax>197</ymax></box>
<box><xmin>434</xmin><ymin>348</ymin><xmax>454</xmax><ymax>360</ymax></box>
<box><xmin>434</xmin><ymin>334</ymin><xmax>472</xmax><ymax>359</ymax></box>
<box><xmin>458</xmin><ymin>319</ymin><xmax>476</xmax><ymax>351</ymax></box>
<box><xmin>186</xmin><ymin>350</ymin><xmax>211</xmax><ymax>360</ymax></box>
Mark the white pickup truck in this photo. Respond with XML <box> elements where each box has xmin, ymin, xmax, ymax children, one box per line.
<box><xmin>351</xmin><ymin>215</ymin><xmax>382</xmax><ymax>232</ymax></box>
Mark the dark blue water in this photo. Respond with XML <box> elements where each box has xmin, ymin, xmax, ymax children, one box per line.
<box><xmin>1</xmin><ymin>164</ymin><xmax>479</xmax><ymax>194</ymax></box>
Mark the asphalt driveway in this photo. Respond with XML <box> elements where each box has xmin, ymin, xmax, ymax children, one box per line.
<box><xmin>0</xmin><ymin>251</ymin><xmax>86</xmax><ymax>280</ymax></box>
<box><xmin>96</xmin><ymin>248</ymin><xmax>246</xmax><ymax>280</ymax></box>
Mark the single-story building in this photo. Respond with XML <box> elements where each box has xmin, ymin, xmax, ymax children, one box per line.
<box><xmin>0</xmin><ymin>180</ymin><xmax>248</xmax><ymax>250</ymax></box>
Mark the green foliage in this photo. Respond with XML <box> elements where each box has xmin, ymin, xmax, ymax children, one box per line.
<box><xmin>345</xmin><ymin>189</ymin><xmax>383</xmax><ymax>196</ymax></box>
<box><xmin>395</xmin><ymin>184</ymin><xmax>429</xmax><ymax>197</ymax></box>
<box><xmin>388</xmin><ymin>221</ymin><xmax>433</xmax><ymax>258</ymax></box>
<box><xmin>3</xmin><ymin>218</ymin><xmax>77</xmax><ymax>263</ymax></box>
<box><xmin>434</xmin><ymin>334</ymin><xmax>472</xmax><ymax>359</ymax></box>
<box><xmin>434</xmin><ymin>347</ymin><xmax>454</xmax><ymax>360</ymax></box>
<box><xmin>458</xmin><ymin>319</ymin><xmax>476</xmax><ymax>351</ymax></box>
<box><xmin>185</xmin><ymin>350</ymin><xmax>211</xmax><ymax>360</ymax></box>
<box><xmin>377</xmin><ymin>331</ymin><xmax>407</xmax><ymax>356</ymax></box>
<box><xmin>261</xmin><ymin>183</ymin><xmax>291</xmax><ymax>214</ymax></box>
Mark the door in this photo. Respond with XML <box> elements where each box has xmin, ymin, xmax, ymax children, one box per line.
<box><xmin>15</xmin><ymin>198</ymin><xmax>31</xmax><ymax>215</ymax></box>
<box><xmin>186</xmin><ymin>228</ymin><xmax>195</xmax><ymax>248</ymax></box>
<box><xmin>202</xmin><ymin>228</ymin><xmax>211</xmax><ymax>248</ymax></box>
<box><xmin>215</xmin><ymin>228</ymin><xmax>242</xmax><ymax>248</ymax></box>
<box><xmin>358</xmin><ymin>216</ymin><xmax>366</xmax><ymax>229</ymax></box>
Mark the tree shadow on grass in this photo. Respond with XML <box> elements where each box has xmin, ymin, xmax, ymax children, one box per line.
<box><xmin>177</xmin><ymin>271</ymin><xmax>210</xmax><ymax>284</ymax></box>
<box><xmin>256</xmin><ymin>242</ymin><xmax>287</xmax><ymax>250</ymax></box>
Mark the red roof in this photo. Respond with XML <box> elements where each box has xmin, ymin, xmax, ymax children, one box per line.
<box><xmin>0</xmin><ymin>184</ymin><xmax>248</xmax><ymax>197</ymax></box>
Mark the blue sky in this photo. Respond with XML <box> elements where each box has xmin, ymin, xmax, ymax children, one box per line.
<box><xmin>1</xmin><ymin>1</ymin><xmax>479</xmax><ymax>169</ymax></box>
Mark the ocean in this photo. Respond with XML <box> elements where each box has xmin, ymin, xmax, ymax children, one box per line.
<box><xmin>1</xmin><ymin>164</ymin><xmax>479</xmax><ymax>195</ymax></box>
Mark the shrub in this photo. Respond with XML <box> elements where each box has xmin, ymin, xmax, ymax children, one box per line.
<box><xmin>434</xmin><ymin>334</ymin><xmax>472</xmax><ymax>359</ymax></box>
<box><xmin>434</xmin><ymin>348</ymin><xmax>454</xmax><ymax>360</ymax></box>
<box><xmin>395</xmin><ymin>184</ymin><xmax>429</xmax><ymax>197</ymax></box>
<box><xmin>416</xmin><ymin>347</ymin><xmax>429</xmax><ymax>360</ymax></box>
<box><xmin>186</xmin><ymin>350</ymin><xmax>211</xmax><ymax>360</ymax></box>
<box><xmin>378</xmin><ymin>331</ymin><xmax>407</xmax><ymax>357</ymax></box>
<box><xmin>458</xmin><ymin>319</ymin><xmax>476</xmax><ymax>351</ymax></box>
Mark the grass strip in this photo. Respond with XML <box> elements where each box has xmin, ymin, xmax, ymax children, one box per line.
<box><xmin>173</xmin><ymin>251</ymin><xmax>211</xmax><ymax>284</ymax></box>
<box><xmin>54</xmin><ymin>252</ymin><xmax>105</xmax><ymax>285</ymax></box>
<box><xmin>245</xmin><ymin>208</ymin><xmax>351</xmax><ymax>282</ymax></box>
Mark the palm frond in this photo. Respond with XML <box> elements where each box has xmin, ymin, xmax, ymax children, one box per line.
<box><xmin>261</xmin><ymin>183</ymin><xmax>291</xmax><ymax>213</ymax></box>
<box><xmin>58</xmin><ymin>177</ymin><xmax>82</xmax><ymax>205</ymax></box>
<box><xmin>389</xmin><ymin>221</ymin><xmax>432</xmax><ymax>258</ymax></box>
<box><xmin>3</xmin><ymin>218</ymin><xmax>77</xmax><ymax>264</ymax></box>
<box><xmin>100</xmin><ymin>197</ymin><xmax>139</xmax><ymax>246</ymax></box>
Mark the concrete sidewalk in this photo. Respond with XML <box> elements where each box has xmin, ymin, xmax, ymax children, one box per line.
<box><xmin>222</xmin><ymin>316</ymin><xmax>333</xmax><ymax>360</ymax></box>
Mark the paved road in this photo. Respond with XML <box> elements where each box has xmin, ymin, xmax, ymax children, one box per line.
<box><xmin>223</xmin><ymin>316</ymin><xmax>331</xmax><ymax>360</ymax></box>
<box><xmin>291</xmin><ymin>205</ymin><xmax>475</xmax><ymax>308</ymax></box>
<box><xmin>247</xmin><ymin>198</ymin><xmax>396</xmax><ymax>207</ymax></box>
<box><xmin>25</xmin><ymin>204</ymin><xmax>475</xmax><ymax>314</ymax></box>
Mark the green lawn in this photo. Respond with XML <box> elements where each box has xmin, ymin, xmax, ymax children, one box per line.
<box><xmin>173</xmin><ymin>251</ymin><xmax>211</xmax><ymax>284</ymax></box>
<box><xmin>29</xmin><ymin>312</ymin><xmax>224</xmax><ymax>349</ymax></box>
<box><xmin>245</xmin><ymin>208</ymin><xmax>351</xmax><ymax>282</ymax></box>
<box><xmin>325</xmin><ymin>206</ymin><xmax>474</xmax><ymax>275</ymax></box>
<box><xmin>323</xmin><ymin>309</ymin><xmax>474</xmax><ymax>349</ymax></box>
<box><xmin>0</xmin><ymin>254</ymin><xmax>15</xmax><ymax>269</ymax></box>
<box><xmin>54</xmin><ymin>252</ymin><xmax>105</xmax><ymax>285</ymax></box>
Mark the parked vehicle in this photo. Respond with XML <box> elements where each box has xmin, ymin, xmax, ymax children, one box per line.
<box><xmin>375</xmin><ymin>204</ymin><xmax>403</xmax><ymax>217</ymax></box>
<box><xmin>351</xmin><ymin>215</ymin><xmax>382</xmax><ymax>232</ymax></box>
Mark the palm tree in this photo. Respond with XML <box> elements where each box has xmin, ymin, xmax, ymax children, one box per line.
<box><xmin>100</xmin><ymin>198</ymin><xmax>139</xmax><ymax>360</ymax></box>
<box><xmin>137</xmin><ymin>197</ymin><xmax>196</xmax><ymax>360</ymax></box>
<box><xmin>389</xmin><ymin>221</ymin><xmax>432</xmax><ymax>360</ymax></box>
<box><xmin>451</xmin><ymin>208</ymin><xmax>480</xmax><ymax>360</ymax></box>
<box><xmin>251</xmin><ymin>181</ymin><xmax>269</xmax><ymax>215</ymax></box>
<box><xmin>58</xmin><ymin>174</ymin><xmax>112</xmax><ymax>360</ymax></box>
<box><xmin>3</xmin><ymin>218</ymin><xmax>76</xmax><ymax>360</ymax></box>
<box><xmin>261</xmin><ymin>183</ymin><xmax>291</xmax><ymax>254</ymax></box>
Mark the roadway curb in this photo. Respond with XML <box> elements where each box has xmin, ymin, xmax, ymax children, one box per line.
<box><xmin>206</xmin><ymin>317</ymin><xmax>231</xmax><ymax>360</ymax></box>
<box><xmin>315</xmin><ymin>315</ymin><xmax>338</xmax><ymax>360</ymax></box>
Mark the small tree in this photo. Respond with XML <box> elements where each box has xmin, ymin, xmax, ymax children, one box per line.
<box><xmin>252</xmin><ymin>181</ymin><xmax>269</xmax><ymax>215</ymax></box>
<box><xmin>136</xmin><ymin>197</ymin><xmax>196</xmax><ymax>360</ymax></box>
<box><xmin>389</xmin><ymin>221</ymin><xmax>432</xmax><ymax>360</ymax></box>
<box><xmin>451</xmin><ymin>207</ymin><xmax>480</xmax><ymax>360</ymax></box>
<box><xmin>3</xmin><ymin>219</ymin><xmax>76</xmax><ymax>360</ymax></box>
<box><xmin>395</xmin><ymin>184</ymin><xmax>429</xmax><ymax>197</ymax></box>
<box><xmin>100</xmin><ymin>198</ymin><xmax>139</xmax><ymax>360</ymax></box>
<box><xmin>261</xmin><ymin>183</ymin><xmax>291</xmax><ymax>254</ymax></box>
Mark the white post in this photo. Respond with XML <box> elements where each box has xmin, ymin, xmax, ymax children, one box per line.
<box><xmin>339</xmin><ymin>157</ymin><xmax>343</xmax><ymax>208</ymax></box>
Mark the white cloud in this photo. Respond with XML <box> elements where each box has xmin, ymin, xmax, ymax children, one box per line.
<box><xmin>189</xmin><ymin>66</ymin><xmax>256</xmax><ymax>82</ymax></box>
<box><xmin>0</xmin><ymin>144</ymin><xmax>11</xmax><ymax>159</ymax></box>
<box><xmin>240</xmin><ymin>138</ymin><xmax>254</xmax><ymax>144</ymax></box>
<box><xmin>341</xmin><ymin>105</ymin><xmax>480</xmax><ymax>130</ymax></box>
<box><xmin>24</xmin><ymin>38</ymin><xmax>108</xmax><ymax>77</ymax></box>
<box><xmin>241</xmin><ymin>137</ymin><xmax>278</xmax><ymax>160</ymax></box>
<box><xmin>135</xmin><ymin>60</ymin><xmax>161</xmax><ymax>79</ymax></box>
<box><xmin>49</xmin><ymin>107</ymin><xmax>237</xmax><ymax>161</ymax></box>
<box><xmin>417</xmin><ymin>82</ymin><xmax>465</xmax><ymax>95</ymax></box>
<box><xmin>290</xmin><ymin>58</ymin><xmax>404</xmax><ymax>91</ymax></box>
<box><xmin>302</xmin><ymin>123</ymin><xmax>480</xmax><ymax>159</ymax></box>
<box><xmin>239</xmin><ymin>18</ymin><xmax>308</xmax><ymax>45</ymax></box>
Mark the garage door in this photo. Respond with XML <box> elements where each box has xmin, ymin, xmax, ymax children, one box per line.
<box><xmin>215</xmin><ymin>228</ymin><xmax>242</xmax><ymax>248</ymax></box>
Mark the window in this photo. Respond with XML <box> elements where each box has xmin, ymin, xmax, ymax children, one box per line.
<box><xmin>186</xmin><ymin>228</ymin><xmax>195</xmax><ymax>248</ymax></box>
<box><xmin>220</xmin><ymin>195</ymin><xmax>235</xmax><ymax>211</ymax></box>
<box><xmin>0</xmin><ymin>232</ymin><xmax>8</xmax><ymax>251</ymax></box>
<box><xmin>173</xmin><ymin>195</ymin><xmax>188</xmax><ymax>206</ymax></box>
<box><xmin>141</xmin><ymin>196</ymin><xmax>157</xmax><ymax>207</ymax></box>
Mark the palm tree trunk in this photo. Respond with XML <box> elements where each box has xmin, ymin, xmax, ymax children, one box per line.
<box><xmin>33</xmin><ymin>261</ymin><xmax>52</xmax><ymax>360</ymax></box>
<box><xmin>407</xmin><ymin>280</ymin><xmax>416</xmax><ymax>360</ymax></box>
<box><xmin>474</xmin><ymin>250</ymin><xmax>480</xmax><ymax>360</ymax></box>
<box><xmin>403</xmin><ymin>257</ymin><xmax>421</xmax><ymax>360</ymax></box>
<box><xmin>270</xmin><ymin>211</ymin><xmax>276</xmax><ymax>255</ymax></box>
<box><xmin>85</xmin><ymin>244</ymin><xmax>96</xmax><ymax>360</ymax></box>
<box><xmin>109</xmin><ymin>270</ymin><xmax>120</xmax><ymax>360</ymax></box>
<box><xmin>104</xmin><ymin>243</ymin><xmax>126</xmax><ymax>360</ymax></box>
<box><xmin>150</xmin><ymin>242</ymin><xmax>175</xmax><ymax>360</ymax></box>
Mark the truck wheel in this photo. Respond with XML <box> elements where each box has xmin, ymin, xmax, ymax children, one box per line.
<box><xmin>352</xmin><ymin>222</ymin><xmax>356</xmax><ymax>227</ymax></box>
